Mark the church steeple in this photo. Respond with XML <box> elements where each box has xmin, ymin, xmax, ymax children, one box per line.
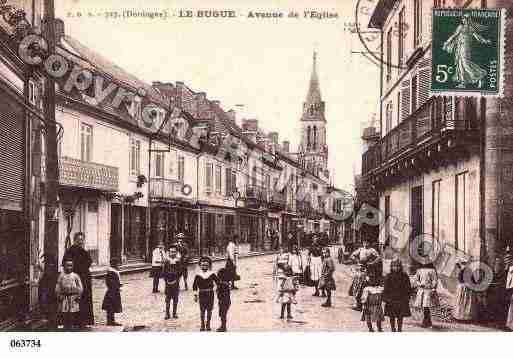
<box><xmin>298</xmin><ymin>51</ymin><xmax>329</xmax><ymax>179</ymax></box>
<box><xmin>306</xmin><ymin>51</ymin><xmax>322</xmax><ymax>105</ymax></box>
<box><xmin>301</xmin><ymin>51</ymin><xmax>325</xmax><ymax>122</ymax></box>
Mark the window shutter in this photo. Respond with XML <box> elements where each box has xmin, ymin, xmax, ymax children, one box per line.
<box><xmin>401</xmin><ymin>79</ymin><xmax>410</xmax><ymax>121</ymax></box>
<box><xmin>232</xmin><ymin>172</ymin><xmax>237</xmax><ymax>194</ymax></box>
<box><xmin>418</xmin><ymin>59</ymin><xmax>431</xmax><ymax>108</ymax></box>
<box><xmin>225</xmin><ymin>168</ymin><xmax>231</xmax><ymax>196</ymax></box>
<box><xmin>0</xmin><ymin>91</ymin><xmax>24</xmax><ymax>210</ymax></box>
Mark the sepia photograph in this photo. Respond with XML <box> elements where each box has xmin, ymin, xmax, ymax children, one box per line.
<box><xmin>0</xmin><ymin>0</ymin><xmax>512</xmax><ymax>350</ymax></box>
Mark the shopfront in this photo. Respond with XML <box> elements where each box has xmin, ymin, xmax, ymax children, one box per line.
<box><xmin>151</xmin><ymin>200</ymin><xmax>199</xmax><ymax>258</ymax></box>
<box><xmin>199</xmin><ymin>206</ymin><xmax>236</xmax><ymax>256</ymax></box>
<box><xmin>238</xmin><ymin>208</ymin><xmax>266</xmax><ymax>253</ymax></box>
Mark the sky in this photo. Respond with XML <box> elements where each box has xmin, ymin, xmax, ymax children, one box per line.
<box><xmin>54</xmin><ymin>0</ymin><xmax>381</xmax><ymax>191</ymax></box>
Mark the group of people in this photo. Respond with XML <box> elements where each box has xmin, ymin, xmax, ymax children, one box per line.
<box><xmin>37</xmin><ymin>232</ymin><xmax>96</xmax><ymax>330</ymax></box>
<box><xmin>273</xmin><ymin>236</ymin><xmax>336</xmax><ymax>320</ymax></box>
<box><xmin>348</xmin><ymin>239</ymin><xmax>442</xmax><ymax>332</ymax></box>
<box><xmin>148</xmin><ymin>234</ymin><xmax>240</xmax><ymax>331</ymax></box>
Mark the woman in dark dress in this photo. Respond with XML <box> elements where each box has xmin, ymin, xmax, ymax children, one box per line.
<box><xmin>382</xmin><ymin>259</ymin><xmax>412</xmax><ymax>332</ymax></box>
<box><xmin>62</xmin><ymin>232</ymin><xmax>94</xmax><ymax>327</ymax></box>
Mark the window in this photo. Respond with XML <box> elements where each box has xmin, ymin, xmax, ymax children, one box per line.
<box><xmin>386</xmin><ymin>27</ymin><xmax>392</xmax><ymax>81</ymax></box>
<box><xmin>232</xmin><ymin>171</ymin><xmax>237</xmax><ymax>193</ymax></box>
<box><xmin>385</xmin><ymin>102</ymin><xmax>393</xmax><ymax>134</ymax></box>
<box><xmin>215</xmin><ymin>164</ymin><xmax>222</xmax><ymax>194</ymax></box>
<box><xmin>398</xmin><ymin>8</ymin><xmax>405</xmax><ymax>68</ymax></box>
<box><xmin>397</xmin><ymin>91</ymin><xmax>401</xmax><ymax>124</ymax></box>
<box><xmin>414</xmin><ymin>0</ymin><xmax>422</xmax><ymax>48</ymax></box>
<box><xmin>455</xmin><ymin>172</ymin><xmax>469</xmax><ymax>252</ymax></box>
<box><xmin>129</xmin><ymin>138</ymin><xmax>141</xmax><ymax>176</ymax></box>
<box><xmin>80</xmin><ymin>123</ymin><xmax>93</xmax><ymax>162</ymax></box>
<box><xmin>411</xmin><ymin>75</ymin><xmax>418</xmax><ymax>113</ymax></box>
<box><xmin>205</xmin><ymin>162</ymin><xmax>213</xmax><ymax>193</ymax></box>
<box><xmin>313</xmin><ymin>126</ymin><xmax>317</xmax><ymax>150</ymax></box>
<box><xmin>432</xmin><ymin>180</ymin><xmax>441</xmax><ymax>242</ymax></box>
<box><xmin>225</xmin><ymin>168</ymin><xmax>232</xmax><ymax>197</ymax></box>
<box><xmin>178</xmin><ymin>156</ymin><xmax>185</xmax><ymax>182</ymax></box>
<box><xmin>155</xmin><ymin>152</ymin><xmax>165</xmax><ymax>178</ymax></box>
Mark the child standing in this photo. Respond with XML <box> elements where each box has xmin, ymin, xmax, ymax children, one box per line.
<box><xmin>193</xmin><ymin>256</ymin><xmax>218</xmax><ymax>331</ymax></box>
<box><xmin>163</xmin><ymin>246</ymin><xmax>181</xmax><ymax>319</ymax></box>
<box><xmin>277</xmin><ymin>265</ymin><xmax>299</xmax><ymax>320</ymax></box>
<box><xmin>55</xmin><ymin>259</ymin><xmax>83</xmax><ymax>330</ymax></box>
<box><xmin>361</xmin><ymin>274</ymin><xmax>384</xmax><ymax>332</ymax></box>
<box><xmin>413</xmin><ymin>263</ymin><xmax>440</xmax><ymax>328</ymax></box>
<box><xmin>216</xmin><ymin>267</ymin><xmax>231</xmax><ymax>332</ymax></box>
<box><xmin>102</xmin><ymin>258</ymin><xmax>123</xmax><ymax>326</ymax></box>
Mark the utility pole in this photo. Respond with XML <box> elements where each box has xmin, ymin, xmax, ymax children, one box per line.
<box><xmin>43</xmin><ymin>0</ymin><xmax>59</xmax><ymax>269</ymax></box>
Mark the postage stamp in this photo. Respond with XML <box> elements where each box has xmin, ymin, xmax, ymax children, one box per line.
<box><xmin>431</xmin><ymin>8</ymin><xmax>505</xmax><ymax>97</ymax></box>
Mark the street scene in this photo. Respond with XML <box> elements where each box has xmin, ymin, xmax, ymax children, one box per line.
<box><xmin>89</xmin><ymin>252</ymin><xmax>493</xmax><ymax>332</ymax></box>
<box><xmin>0</xmin><ymin>0</ymin><xmax>513</xmax><ymax>335</ymax></box>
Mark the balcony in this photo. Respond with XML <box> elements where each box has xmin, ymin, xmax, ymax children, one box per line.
<box><xmin>268</xmin><ymin>191</ymin><xmax>286</xmax><ymax>210</ymax></box>
<box><xmin>244</xmin><ymin>185</ymin><xmax>269</xmax><ymax>209</ymax></box>
<box><xmin>362</xmin><ymin>97</ymin><xmax>478</xmax><ymax>186</ymax></box>
<box><xmin>296</xmin><ymin>199</ymin><xmax>312</xmax><ymax>217</ymax></box>
<box><xmin>41</xmin><ymin>156</ymin><xmax>118</xmax><ymax>192</ymax></box>
<box><xmin>150</xmin><ymin>178</ymin><xmax>183</xmax><ymax>200</ymax></box>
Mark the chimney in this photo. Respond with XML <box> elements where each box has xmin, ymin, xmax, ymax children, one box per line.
<box><xmin>54</xmin><ymin>18</ymin><xmax>65</xmax><ymax>42</ymax></box>
<box><xmin>268</xmin><ymin>132</ymin><xmax>279</xmax><ymax>144</ymax></box>
<box><xmin>282</xmin><ymin>140</ymin><xmax>290</xmax><ymax>153</ymax></box>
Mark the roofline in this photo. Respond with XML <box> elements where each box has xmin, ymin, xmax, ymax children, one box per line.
<box><xmin>57</xmin><ymin>93</ymin><xmax>201</xmax><ymax>154</ymax></box>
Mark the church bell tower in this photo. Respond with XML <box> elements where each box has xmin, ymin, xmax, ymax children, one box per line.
<box><xmin>298</xmin><ymin>51</ymin><xmax>329</xmax><ymax>178</ymax></box>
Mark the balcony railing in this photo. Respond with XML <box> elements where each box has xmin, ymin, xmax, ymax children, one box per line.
<box><xmin>296</xmin><ymin>199</ymin><xmax>312</xmax><ymax>216</ymax></box>
<box><xmin>42</xmin><ymin>156</ymin><xmax>119</xmax><ymax>192</ymax></box>
<box><xmin>362</xmin><ymin>97</ymin><xmax>477</xmax><ymax>176</ymax></box>
<box><xmin>268</xmin><ymin>191</ymin><xmax>286</xmax><ymax>209</ymax></box>
<box><xmin>245</xmin><ymin>185</ymin><xmax>268</xmax><ymax>202</ymax></box>
<box><xmin>150</xmin><ymin>178</ymin><xmax>182</xmax><ymax>200</ymax></box>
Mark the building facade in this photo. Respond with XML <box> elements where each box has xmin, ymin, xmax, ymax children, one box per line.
<box><xmin>0</xmin><ymin>0</ymin><xmax>44</xmax><ymax>328</ymax></box>
<box><xmin>362</xmin><ymin>0</ymin><xmax>513</xmax><ymax>321</ymax></box>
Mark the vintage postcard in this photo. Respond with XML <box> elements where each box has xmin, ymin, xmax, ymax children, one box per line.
<box><xmin>0</xmin><ymin>0</ymin><xmax>513</xmax><ymax>351</ymax></box>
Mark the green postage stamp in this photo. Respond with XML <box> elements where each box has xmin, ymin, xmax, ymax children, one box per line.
<box><xmin>431</xmin><ymin>8</ymin><xmax>505</xmax><ymax>97</ymax></box>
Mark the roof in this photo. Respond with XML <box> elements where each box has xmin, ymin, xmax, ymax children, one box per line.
<box><xmin>59</xmin><ymin>36</ymin><xmax>168</xmax><ymax>108</ymax></box>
